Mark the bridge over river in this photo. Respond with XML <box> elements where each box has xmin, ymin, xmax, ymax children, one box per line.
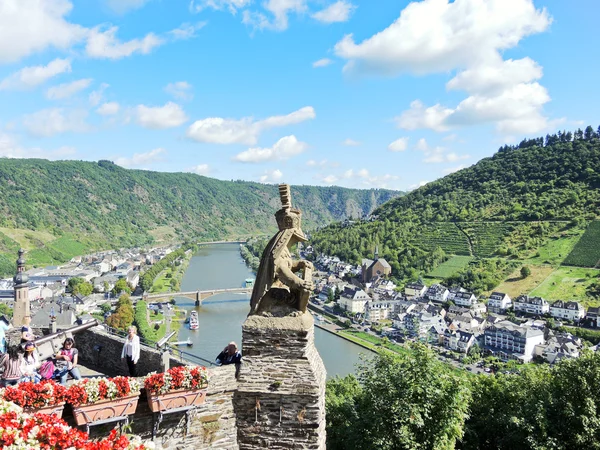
<box><xmin>144</xmin><ymin>287</ymin><xmax>252</xmax><ymax>306</ymax></box>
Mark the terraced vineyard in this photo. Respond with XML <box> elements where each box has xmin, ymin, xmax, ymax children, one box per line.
<box><xmin>413</xmin><ymin>223</ymin><xmax>470</xmax><ymax>255</ymax></box>
<box><xmin>462</xmin><ymin>222</ymin><xmax>514</xmax><ymax>257</ymax></box>
<box><xmin>563</xmin><ymin>220</ymin><xmax>600</xmax><ymax>267</ymax></box>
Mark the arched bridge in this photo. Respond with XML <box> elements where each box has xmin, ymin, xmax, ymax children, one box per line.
<box><xmin>143</xmin><ymin>287</ymin><xmax>252</xmax><ymax>306</ymax></box>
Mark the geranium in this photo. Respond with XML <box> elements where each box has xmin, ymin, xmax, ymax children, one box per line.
<box><xmin>144</xmin><ymin>365</ymin><xmax>208</xmax><ymax>396</ymax></box>
<box><xmin>66</xmin><ymin>376</ymin><xmax>142</xmax><ymax>407</ymax></box>
<box><xmin>0</xmin><ymin>399</ymin><xmax>153</xmax><ymax>449</ymax></box>
<box><xmin>0</xmin><ymin>380</ymin><xmax>67</xmax><ymax>409</ymax></box>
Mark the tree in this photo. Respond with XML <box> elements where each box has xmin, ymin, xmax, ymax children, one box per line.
<box><xmin>106</xmin><ymin>293</ymin><xmax>134</xmax><ymax>331</ymax></box>
<box><xmin>520</xmin><ymin>265</ymin><xmax>531</xmax><ymax>278</ymax></box>
<box><xmin>73</xmin><ymin>281</ymin><xmax>93</xmax><ymax>297</ymax></box>
<box><xmin>325</xmin><ymin>345</ymin><xmax>471</xmax><ymax>450</ymax></box>
<box><xmin>111</xmin><ymin>278</ymin><xmax>131</xmax><ymax>296</ymax></box>
<box><xmin>99</xmin><ymin>303</ymin><xmax>112</xmax><ymax>315</ymax></box>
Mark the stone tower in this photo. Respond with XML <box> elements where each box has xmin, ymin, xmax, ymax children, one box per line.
<box><xmin>13</xmin><ymin>248</ymin><xmax>30</xmax><ymax>327</ymax></box>
<box><xmin>374</xmin><ymin>245</ymin><xmax>379</xmax><ymax>261</ymax></box>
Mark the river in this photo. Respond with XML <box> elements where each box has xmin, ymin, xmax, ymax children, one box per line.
<box><xmin>175</xmin><ymin>243</ymin><xmax>369</xmax><ymax>378</ymax></box>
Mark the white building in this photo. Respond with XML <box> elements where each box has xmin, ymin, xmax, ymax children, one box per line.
<box><xmin>514</xmin><ymin>295</ymin><xmax>549</xmax><ymax>315</ymax></box>
<box><xmin>425</xmin><ymin>284</ymin><xmax>449</xmax><ymax>303</ymax></box>
<box><xmin>405</xmin><ymin>282</ymin><xmax>427</xmax><ymax>298</ymax></box>
<box><xmin>484</xmin><ymin>320</ymin><xmax>545</xmax><ymax>362</ymax></box>
<box><xmin>549</xmin><ymin>300</ymin><xmax>585</xmax><ymax>322</ymax></box>
<box><xmin>453</xmin><ymin>292</ymin><xmax>477</xmax><ymax>307</ymax></box>
<box><xmin>443</xmin><ymin>329</ymin><xmax>476</xmax><ymax>353</ymax></box>
<box><xmin>338</xmin><ymin>286</ymin><xmax>370</xmax><ymax>314</ymax></box>
<box><xmin>487</xmin><ymin>292</ymin><xmax>512</xmax><ymax>313</ymax></box>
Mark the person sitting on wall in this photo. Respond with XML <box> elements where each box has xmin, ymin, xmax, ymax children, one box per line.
<box><xmin>20</xmin><ymin>341</ymin><xmax>41</xmax><ymax>383</ymax></box>
<box><xmin>54</xmin><ymin>337</ymin><xmax>82</xmax><ymax>385</ymax></box>
<box><xmin>215</xmin><ymin>341</ymin><xmax>242</xmax><ymax>366</ymax></box>
<box><xmin>0</xmin><ymin>345</ymin><xmax>23</xmax><ymax>387</ymax></box>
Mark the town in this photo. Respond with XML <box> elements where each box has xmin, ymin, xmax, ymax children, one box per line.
<box><xmin>306</xmin><ymin>246</ymin><xmax>597</xmax><ymax>368</ymax></box>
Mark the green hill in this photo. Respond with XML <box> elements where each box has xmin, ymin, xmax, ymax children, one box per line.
<box><xmin>0</xmin><ymin>158</ymin><xmax>400</xmax><ymax>275</ymax></box>
<box><xmin>312</xmin><ymin>126</ymin><xmax>600</xmax><ymax>304</ymax></box>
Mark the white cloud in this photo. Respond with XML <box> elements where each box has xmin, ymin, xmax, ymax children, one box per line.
<box><xmin>307</xmin><ymin>159</ymin><xmax>329</xmax><ymax>167</ymax></box>
<box><xmin>408</xmin><ymin>180</ymin><xmax>429</xmax><ymax>190</ymax></box>
<box><xmin>135</xmin><ymin>102</ymin><xmax>188</xmax><ymax>129</ymax></box>
<box><xmin>442</xmin><ymin>164</ymin><xmax>467</xmax><ymax>174</ymax></box>
<box><xmin>105</xmin><ymin>0</ymin><xmax>150</xmax><ymax>14</ymax></box>
<box><xmin>259</xmin><ymin>168</ymin><xmax>284</xmax><ymax>183</ymax></box>
<box><xmin>234</xmin><ymin>135</ymin><xmax>307</xmax><ymax>163</ymax></box>
<box><xmin>187</xmin><ymin>106</ymin><xmax>315</xmax><ymax>145</ymax></box>
<box><xmin>46</xmin><ymin>78</ymin><xmax>93</xmax><ymax>100</ymax></box>
<box><xmin>322</xmin><ymin>174</ymin><xmax>338</xmax><ymax>184</ymax></box>
<box><xmin>115</xmin><ymin>148</ymin><xmax>166</xmax><ymax>168</ymax></box>
<box><xmin>342</xmin><ymin>168</ymin><xmax>399</xmax><ymax>189</ymax></box>
<box><xmin>423</xmin><ymin>147</ymin><xmax>469</xmax><ymax>164</ymax></box>
<box><xmin>169</xmin><ymin>22</ymin><xmax>207</xmax><ymax>40</ymax></box>
<box><xmin>187</xmin><ymin>164</ymin><xmax>210</xmax><ymax>176</ymax></box>
<box><xmin>312</xmin><ymin>1</ymin><xmax>355</xmax><ymax>24</ymax></box>
<box><xmin>86</xmin><ymin>25</ymin><xmax>163</xmax><ymax>59</ymax></box>
<box><xmin>243</xmin><ymin>0</ymin><xmax>307</xmax><ymax>31</ymax></box>
<box><xmin>23</xmin><ymin>108</ymin><xmax>90</xmax><ymax>137</ymax></box>
<box><xmin>190</xmin><ymin>0</ymin><xmax>251</xmax><ymax>14</ymax></box>
<box><xmin>165</xmin><ymin>81</ymin><xmax>193</xmax><ymax>101</ymax></box>
<box><xmin>96</xmin><ymin>102</ymin><xmax>120</xmax><ymax>116</ymax></box>
<box><xmin>0</xmin><ymin>0</ymin><xmax>86</xmax><ymax>63</ymax></box>
<box><xmin>0</xmin><ymin>131</ymin><xmax>76</xmax><ymax>159</ymax></box>
<box><xmin>89</xmin><ymin>83</ymin><xmax>109</xmax><ymax>106</ymax></box>
<box><xmin>335</xmin><ymin>0</ymin><xmax>554</xmax><ymax>135</ymax></box>
<box><xmin>415</xmin><ymin>138</ymin><xmax>429</xmax><ymax>152</ymax></box>
<box><xmin>342</xmin><ymin>138</ymin><xmax>360</xmax><ymax>146</ymax></box>
<box><xmin>0</xmin><ymin>58</ymin><xmax>71</xmax><ymax>90</ymax></box>
<box><xmin>335</xmin><ymin>0</ymin><xmax>550</xmax><ymax>75</ymax></box>
<box><xmin>388</xmin><ymin>137</ymin><xmax>408</xmax><ymax>152</ymax></box>
<box><xmin>312</xmin><ymin>58</ymin><xmax>333</xmax><ymax>68</ymax></box>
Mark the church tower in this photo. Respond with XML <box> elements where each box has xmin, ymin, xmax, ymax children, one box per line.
<box><xmin>374</xmin><ymin>245</ymin><xmax>379</xmax><ymax>261</ymax></box>
<box><xmin>13</xmin><ymin>249</ymin><xmax>30</xmax><ymax>327</ymax></box>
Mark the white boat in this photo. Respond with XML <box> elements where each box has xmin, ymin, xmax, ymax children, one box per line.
<box><xmin>189</xmin><ymin>311</ymin><xmax>199</xmax><ymax>330</ymax></box>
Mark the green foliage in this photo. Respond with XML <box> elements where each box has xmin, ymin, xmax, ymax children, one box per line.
<box><xmin>444</xmin><ymin>259</ymin><xmax>519</xmax><ymax>294</ymax></box>
<box><xmin>106</xmin><ymin>294</ymin><xmax>134</xmax><ymax>331</ymax></box>
<box><xmin>134</xmin><ymin>300</ymin><xmax>166</xmax><ymax>343</ymax></box>
<box><xmin>563</xmin><ymin>220</ymin><xmax>600</xmax><ymax>267</ymax></box>
<box><xmin>520</xmin><ymin>265</ymin><xmax>531</xmax><ymax>278</ymax></box>
<box><xmin>68</xmin><ymin>277</ymin><xmax>93</xmax><ymax>296</ymax></box>
<box><xmin>0</xmin><ymin>303</ymin><xmax>13</xmax><ymax>318</ymax></box>
<box><xmin>239</xmin><ymin>236</ymin><xmax>270</xmax><ymax>271</ymax></box>
<box><xmin>140</xmin><ymin>249</ymin><xmax>185</xmax><ymax>292</ymax></box>
<box><xmin>99</xmin><ymin>303</ymin><xmax>112</xmax><ymax>314</ymax></box>
<box><xmin>427</xmin><ymin>255</ymin><xmax>473</xmax><ymax>279</ymax></box>
<box><xmin>111</xmin><ymin>278</ymin><xmax>131</xmax><ymax>296</ymax></box>
<box><xmin>0</xmin><ymin>158</ymin><xmax>399</xmax><ymax>276</ymax></box>
<box><xmin>326</xmin><ymin>345</ymin><xmax>471</xmax><ymax>450</ymax></box>
<box><xmin>556</xmin><ymin>326</ymin><xmax>600</xmax><ymax>345</ymax></box>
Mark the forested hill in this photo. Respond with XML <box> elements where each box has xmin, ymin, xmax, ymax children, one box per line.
<box><xmin>0</xmin><ymin>158</ymin><xmax>400</xmax><ymax>273</ymax></box>
<box><xmin>377</xmin><ymin>126</ymin><xmax>600</xmax><ymax>223</ymax></box>
<box><xmin>312</xmin><ymin>126</ymin><xmax>600</xmax><ymax>294</ymax></box>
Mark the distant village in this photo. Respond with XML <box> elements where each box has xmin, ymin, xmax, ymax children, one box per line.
<box><xmin>306</xmin><ymin>246</ymin><xmax>599</xmax><ymax>365</ymax></box>
<box><xmin>0</xmin><ymin>246</ymin><xmax>177</xmax><ymax>328</ymax></box>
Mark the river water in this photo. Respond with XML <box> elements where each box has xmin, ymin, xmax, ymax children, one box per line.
<box><xmin>175</xmin><ymin>243</ymin><xmax>369</xmax><ymax>378</ymax></box>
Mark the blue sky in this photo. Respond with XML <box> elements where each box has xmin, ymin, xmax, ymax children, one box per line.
<box><xmin>0</xmin><ymin>0</ymin><xmax>598</xmax><ymax>191</ymax></box>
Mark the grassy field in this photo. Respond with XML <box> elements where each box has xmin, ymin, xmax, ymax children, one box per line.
<box><xmin>563</xmin><ymin>221</ymin><xmax>600</xmax><ymax>267</ymax></box>
<box><xmin>0</xmin><ymin>228</ymin><xmax>55</xmax><ymax>250</ymax></box>
<box><xmin>493</xmin><ymin>265</ymin><xmax>555</xmax><ymax>298</ymax></box>
<box><xmin>148</xmin><ymin>226</ymin><xmax>177</xmax><ymax>243</ymax></box>
<box><xmin>530</xmin><ymin>266</ymin><xmax>600</xmax><ymax>306</ymax></box>
<box><xmin>426</xmin><ymin>255</ymin><xmax>473</xmax><ymax>279</ymax></box>
<box><xmin>525</xmin><ymin>232</ymin><xmax>583</xmax><ymax>265</ymax></box>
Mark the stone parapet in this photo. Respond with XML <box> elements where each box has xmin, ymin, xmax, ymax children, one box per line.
<box><xmin>234</xmin><ymin>314</ymin><xmax>326</xmax><ymax>449</ymax></box>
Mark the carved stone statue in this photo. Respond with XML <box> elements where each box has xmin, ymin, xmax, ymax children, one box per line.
<box><xmin>249</xmin><ymin>184</ymin><xmax>314</xmax><ymax>317</ymax></box>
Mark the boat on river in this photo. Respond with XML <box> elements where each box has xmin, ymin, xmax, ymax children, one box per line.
<box><xmin>244</xmin><ymin>278</ymin><xmax>255</xmax><ymax>288</ymax></box>
<box><xmin>189</xmin><ymin>311</ymin><xmax>199</xmax><ymax>330</ymax></box>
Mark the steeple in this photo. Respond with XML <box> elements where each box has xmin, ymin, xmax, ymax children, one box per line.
<box><xmin>13</xmin><ymin>248</ymin><xmax>30</xmax><ymax>327</ymax></box>
<box><xmin>374</xmin><ymin>245</ymin><xmax>379</xmax><ymax>261</ymax></box>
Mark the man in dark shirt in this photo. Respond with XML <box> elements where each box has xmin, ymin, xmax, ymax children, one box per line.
<box><xmin>216</xmin><ymin>341</ymin><xmax>242</xmax><ymax>365</ymax></box>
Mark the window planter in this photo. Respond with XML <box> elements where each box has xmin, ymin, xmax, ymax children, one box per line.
<box><xmin>24</xmin><ymin>402</ymin><xmax>66</xmax><ymax>417</ymax></box>
<box><xmin>146</xmin><ymin>388</ymin><xmax>207</xmax><ymax>413</ymax></box>
<box><xmin>72</xmin><ymin>393</ymin><xmax>140</xmax><ymax>426</ymax></box>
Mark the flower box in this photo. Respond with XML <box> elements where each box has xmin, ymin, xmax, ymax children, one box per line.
<box><xmin>72</xmin><ymin>393</ymin><xmax>140</xmax><ymax>426</ymax></box>
<box><xmin>147</xmin><ymin>388</ymin><xmax>207</xmax><ymax>413</ymax></box>
<box><xmin>24</xmin><ymin>401</ymin><xmax>66</xmax><ymax>417</ymax></box>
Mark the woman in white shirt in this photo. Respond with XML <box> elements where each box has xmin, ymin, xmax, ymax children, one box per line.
<box><xmin>20</xmin><ymin>341</ymin><xmax>40</xmax><ymax>383</ymax></box>
<box><xmin>121</xmin><ymin>325</ymin><xmax>140</xmax><ymax>376</ymax></box>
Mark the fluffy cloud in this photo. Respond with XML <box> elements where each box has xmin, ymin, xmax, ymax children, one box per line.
<box><xmin>46</xmin><ymin>78</ymin><xmax>93</xmax><ymax>100</ymax></box>
<box><xmin>115</xmin><ymin>148</ymin><xmax>165</xmax><ymax>168</ymax></box>
<box><xmin>96</xmin><ymin>102</ymin><xmax>120</xmax><ymax>116</ymax></box>
<box><xmin>105</xmin><ymin>0</ymin><xmax>150</xmax><ymax>14</ymax></box>
<box><xmin>342</xmin><ymin>138</ymin><xmax>360</xmax><ymax>146</ymax></box>
<box><xmin>0</xmin><ymin>0</ymin><xmax>86</xmax><ymax>63</ymax></box>
<box><xmin>187</xmin><ymin>164</ymin><xmax>210</xmax><ymax>176</ymax></box>
<box><xmin>312</xmin><ymin>1</ymin><xmax>355</xmax><ymax>23</ymax></box>
<box><xmin>259</xmin><ymin>168</ymin><xmax>284</xmax><ymax>183</ymax></box>
<box><xmin>165</xmin><ymin>81</ymin><xmax>193</xmax><ymax>101</ymax></box>
<box><xmin>0</xmin><ymin>132</ymin><xmax>76</xmax><ymax>159</ymax></box>
<box><xmin>23</xmin><ymin>108</ymin><xmax>90</xmax><ymax>137</ymax></box>
<box><xmin>86</xmin><ymin>26</ymin><xmax>163</xmax><ymax>59</ymax></box>
<box><xmin>89</xmin><ymin>83</ymin><xmax>109</xmax><ymax>106</ymax></box>
<box><xmin>442</xmin><ymin>164</ymin><xmax>467</xmax><ymax>174</ymax></box>
<box><xmin>335</xmin><ymin>0</ymin><xmax>554</xmax><ymax>135</ymax></box>
<box><xmin>409</xmin><ymin>137</ymin><xmax>469</xmax><ymax>164</ymax></box>
<box><xmin>135</xmin><ymin>102</ymin><xmax>188</xmax><ymax>129</ymax></box>
<box><xmin>388</xmin><ymin>137</ymin><xmax>408</xmax><ymax>152</ymax></box>
<box><xmin>187</xmin><ymin>106</ymin><xmax>315</xmax><ymax>145</ymax></box>
<box><xmin>243</xmin><ymin>0</ymin><xmax>307</xmax><ymax>31</ymax></box>
<box><xmin>342</xmin><ymin>168</ymin><xmax>399</xmax><ymax>188</ymax></box>
<box><xmin>169</xmin><ymin>22</ymin><xmax>207</xmax><ymax>40</ymax></box>
<box><xmin>312</xmin><ymin>58</ymin><xmax>333</xmax><ymax>68</ymax></box>
<box><xmin>190</xmin><ymin>0</ymin><xmax>251</xmax><ymax>14</ymax></box>
<box><xmin>0</xmin><ymin>58</ymin><xmax>71</xmax><ymax>90</ymax></box>
<box><xmin>233</xmin><ymin>135</ymin><xmax>307</xmax><ymax>163</ymax></box>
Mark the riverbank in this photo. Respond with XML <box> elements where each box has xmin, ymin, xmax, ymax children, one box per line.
<box><xmin>314</xmin><ymin>322</ymin><xmax>377</xmax><ymax>353</ymax></box>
